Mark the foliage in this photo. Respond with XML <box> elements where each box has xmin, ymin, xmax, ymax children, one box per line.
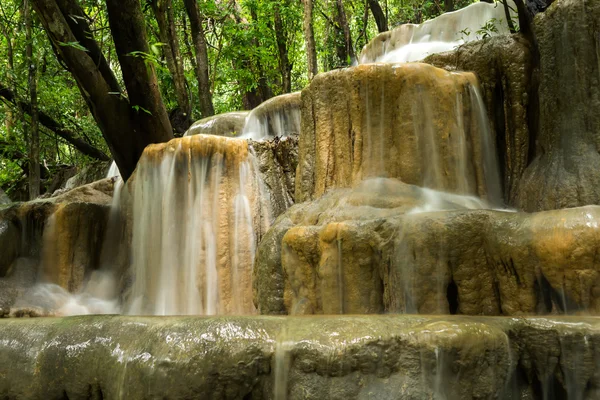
<box><xmin>0</xmin><ymin>0</ymin><xmax>490</xmax><ymax>198</ymax></box>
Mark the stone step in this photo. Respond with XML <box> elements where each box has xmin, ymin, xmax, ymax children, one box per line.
<box><xmin>0</xmin><ymin>315</ymin><xmax>598</xmax><ymax>399</ymax></box>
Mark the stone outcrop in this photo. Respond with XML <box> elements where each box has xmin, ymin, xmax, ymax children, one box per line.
<box><xmin>0</xmin><ymin>179</ymin><xmax>114</xmax><ymax>312</ymax></box>
<box><xmin>297</xmin><ymin>63</ymin><xmax>502</xmax><ymax>204</ymax></box>
<box><xmin>255</xmin><ymin>178</ymin><xmax>600</xmax><ymax>316</ymax></box>
<box><xmin>425</xmin><ymin>34</ymin><xmax>534</xmax><ymax>205</ymax></box>
<box><xmin>251</xmin><ymin>137</ymin><xmax>298</xmax><ymax>219</ymax></box>
<box><xmin>185</xmin><ymin>111</ymin><xmax>249</xmax><ymax>137</ymax></box>
<box><xmin>515</xmin><ymin>0</ymin><xmax>600</xmax><ymax>211</ymax></box>
<box><xmin>0</xmin><ymin>315</ymin><xmax>598</xmax><ymax>399</ymax></box>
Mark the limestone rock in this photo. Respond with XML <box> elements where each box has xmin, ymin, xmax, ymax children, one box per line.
<box><xmin>251</xmin><ymin>137</ymin><xmax>298</xmax><ymax>219</ymax></box>
<box><xmin>186</xmin><ymin>111</ymin><xmax>249</xmax><ymax>137</ymax></box>
<box><xmin>515</xmin><ymin>0</ymin><xmax>600</xmax><ymax>211</ymax></box>
<box><xmin>61</xmin><ymin>161</ymin><xmax>112</xmax><ymax>191</ymax></box>
<box><xmin>296</xmin><ymin>63</ymin><xmax>502</xmax><ymax>205</ymax></box>
<box><xmin>0</xmin><ymin>180</ymin><xmax>114</xmax><ymax>312</ymax></box>
<box><xmin>0</xmin><ymin>315</ymin><xmax>598</xmax><ymax>399</ymax></box>
<box><xmin>425</xmin><ymin>34</ymin><xmax>533</xmax><ymax>205</ymax></box>
<box><xmin>256</xmin><ymin>178</ymin><xmax>600</xmax><ymax>316</ymax></box>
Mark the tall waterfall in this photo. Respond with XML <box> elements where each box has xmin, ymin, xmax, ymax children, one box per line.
<box><xmin>125</xmin><ymin>134</ymin><xmax>267</xmax><ymax>315</ymax></box>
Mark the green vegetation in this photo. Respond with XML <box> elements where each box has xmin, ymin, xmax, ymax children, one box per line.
<box><xmin>0</xmin><ymin>0</ymin><xmax>484</xmax><ymax>199</ymax></box>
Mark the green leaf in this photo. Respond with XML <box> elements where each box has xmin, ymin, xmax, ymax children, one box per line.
<box><xmin>57</xmin><ymin>41</ymin><xmax>89</xmax><ymax>52</ymax></box>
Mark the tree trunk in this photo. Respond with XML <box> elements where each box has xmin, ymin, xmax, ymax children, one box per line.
<box><xmin>183</xmin><ymin>0</ymin><xmax>215</xmax><ymax>118</ymax></box>
<box><xmin>274</xmin><ymin>3</ymin><xmax>292</xmax><ymax>93</ymax></box>
<box><xmin>0</xmin><ymin>15</ymin><xmax>22</xmax><ymax>142</ymax></box>
<box><xmin>249</xmin><ymin>6</ymin><xmax>272</xmax><ymax>103</ymax></box>
<box><xmin>302</xmin><ymin>0</ymin><xmax>318</xmax><ymax>80</ymax></box>
<box><xmin>444</xmin><ymin>0</ymin><xmax>454</xmax><ymax>12</ymax></box>
<box><xmin>151</xmin><ymin>0</ymin><xmax>192</xmax><ymax>130</ymax></box>
<box><xmin>32</xmin><ymin>0</ymin><xmax>173</xmax><ymax>180</ymax></box>
<box><xmin>368</xmin><ymin>0</ymin><xmax>388</xmax><ymax>33</ymax></box>
<box><xmin>24</xmin><ymin>0</ymin><xmax>40</xmax><ymax>200</ymax></box>
<box><xmin>335</xmin><ymin>0</ymin><xmax>354</xmax><ymax>65</ymax></box>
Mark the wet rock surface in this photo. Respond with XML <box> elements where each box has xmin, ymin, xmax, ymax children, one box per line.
<box><xmin>255</xmin><ymin>179</ymin><xmax>600</xmax><ymax>316</ymax></box>
<box><xmin>0</xmin><ymin>315</ymin><xmax>598</xmax><ymax>399</ymax></box>
<box><xmin>515</xmin><ymin>0</ymin><xmax>600</xmax><ymax>211</ymax></box>
<box><xmin>425</xmin><ymin>34</ymin><xmax>533</xmax><ymax>206</ymax></box>
<box><xmin>251</xmin><ymin>137</ymin><xmax>298</xmax><ymax>219</ymax></box>
<box><xmin>0</xmin><ymin>180</ymin><xmax>114</xmax><ymax>312</ymax></box>
<box><xmin>186</xmin><ymin>111</ymin><xmax>249</xmax><ymax>137</ymax></box>
<box><xmin>296</xmin><ymin>63</ymin><xmax>501</xmax><ymax>204</ymax></box>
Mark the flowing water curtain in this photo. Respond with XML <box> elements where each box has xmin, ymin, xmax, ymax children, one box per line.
<box><xmin>127</xmin><ymin>135</ymin><xmax>263</xmax><ymax>315</ymax></box>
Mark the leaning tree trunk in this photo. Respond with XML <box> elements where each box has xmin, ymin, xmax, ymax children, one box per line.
<box><xmin>335</xmin><ymin>0</ymin><xmax>354</xmax><ymax>65</ymax></box>
<box><xmin>151</xmin><ymin>0</ymin><xmax>192</xmax><ymax>131</ymax></box>
<box><xmin>274</xmin><ymin>3</ymin><xmax>292</xmax><ymax>93</ymax></box>
<box><xmin>368</xmin><ymin>0</ymin><xmax>388</xmax><ymax>33</ymax></box>
<box><xmin>183</xmin><ymin>0</ymin><xmax>215</xmax><ymax>118</ymax></box>
<box><xmin>24</xmin><ymin>0</ymin><xmax>40</xmax><ymax>199</ymax></box>
<box><xmin>444</xmin><ymin>0</ymin><xmax>454</xmax><ymax>12</ymax></box>
<box><xmin>32</xmin><ymin>0</ymin><xmax>173</xmax><ymax>180</ymax></box>
<box><xmin>302</xmin><ymin>0</ymin><xmax>318</xmax><ymax>80</ymax></box>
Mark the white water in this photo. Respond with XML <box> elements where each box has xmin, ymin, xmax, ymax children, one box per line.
<box><xmin>12</xmin><ymin>179</ymin><xmax>124</xmax><ymax>316</ymax></box>
<box><xmin>360</xmin><ymin>1</ymin><xmax>515</xmax><ymax>64</ymax></box>
<box><xmin>106</xmin><ymin>161</ymin><xmax>120</xmax><ymax>179</ymax></box>
<box><xmin>240</xmin><ymin>93</ymin><xmax>301</xmax><ymax>140</ymax></box>
<box><xmin>125</xmin><ymin>135</ymin><xmax>264</xmax><ymax>315</ymax></box>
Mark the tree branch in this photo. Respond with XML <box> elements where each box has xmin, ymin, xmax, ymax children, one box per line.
<box><xmin>0</xmin><ymin>83</ymin><xmax>110</xmax><ymax>161</ymax></box>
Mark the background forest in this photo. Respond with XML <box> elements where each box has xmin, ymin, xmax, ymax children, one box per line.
<box><xmin>0</xmin><ymin>0</ymin><xmax>484</xmax><ymax>200</ymax></box>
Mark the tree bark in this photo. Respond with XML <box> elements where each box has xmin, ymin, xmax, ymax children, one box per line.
<box><xmin>368</xmin><ymin>0</ymin><xmax>388</xmax><ymax>33</ymax></box>
<box><xmin>151</xmin><ymin>0</ymin><xmax>192</xmax><ymax>129</ymax></box>
<box><xmin>24</xmin><ymin>0</ymin><xmax>40</xmax><ymax>199</ymax></box>
<box><xmin>183</xmin><ymin>0</ymin><xmax>215</xmax><ymax>118</ymax></box>
<box><xmin>444</xmin><ymin>0</ymin><xmax>454</xmax><ymax>12</ymax></box>
<box><xmin>32</xmin><ymin>0</ymin><xmax>173</xmax><ymax>180</ymax></box>
<box><xmin>302</xmin><ymin>0</ymin><xmax>318</xmax><ymax>80</ymax></box>
<box><xmin>274</xmin><ymin>3</ymin><xmax>292</xmax><ymax>93</ymax></box>
<box><xmin>249</xmin><ymin>5</ymin><xmax>272</xmax><ymax>103</ymax></box>
<box><xmin>335</xmin><ymin>0</ymin><xmax>354</xmax><ymax>65</ymax></box>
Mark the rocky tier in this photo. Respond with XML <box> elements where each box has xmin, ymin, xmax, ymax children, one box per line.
<box><xmin>0</xmin><ymin>315</ymin><xmax>598</xmax><ymax>399</ymax></box>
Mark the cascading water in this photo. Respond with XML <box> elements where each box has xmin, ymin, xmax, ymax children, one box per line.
<box><xmin>359</xmin><ymin>1</ymin><xmax>515</xmax><ymax>64</ymax></box>
<box><xmin>240</xmin><ymin>92</ymin><xmax>301</xmax><ymax>140</ymax></box>
<box><xmin>125</xmin><ymin>134</ymin><xmax>266</xmax><ymax>315</ymax></box>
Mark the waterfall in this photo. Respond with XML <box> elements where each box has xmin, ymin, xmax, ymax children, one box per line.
<box><xmin>125</xmin><ymin>134</ymin><xmax>264</xmax><ymax>315</ymax></box>
<box><xmin>240</xmin><ymin>92</ymin><xmax>302</xmax><ymax>140</ymax></box>
<box><xmin>106</xmin><ymin>161</ymin><xmax>120</xmax><ymax>179</ymax></box>
<box><xmin>360</xmin><ymin>1</ymin><xmax>515</xmax><ymax>64</ymax></box>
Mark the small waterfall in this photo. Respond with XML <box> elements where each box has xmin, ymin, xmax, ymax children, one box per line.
<box><xmin>125</xmin><ymin>134</ymin><xmax>264</xmax><ymax>315</ymax></box>
<box><xmin>12</xmin><ymin>181</ymin><xmax>124</xmax><ymax>316</ymax></box>
<box><xmin>106</xmin><ymin>161</ymin><xmax>121</xmax><ymax>179</ymax></box>
<box><xmin>360</xmin><ymin>1</ymin><xmax>515</xmax><ymax>64</ymax></box>
<box><xmin>240</xmin><ymin>92</ymin><xmax>301</xmax><ymax>140</ymax></box>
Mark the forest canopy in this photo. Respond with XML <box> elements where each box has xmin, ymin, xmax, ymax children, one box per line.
<box><xmin>0</xmin><ymin>0</ymin><xmax>488</xmax><ymax>199</ymax></box>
